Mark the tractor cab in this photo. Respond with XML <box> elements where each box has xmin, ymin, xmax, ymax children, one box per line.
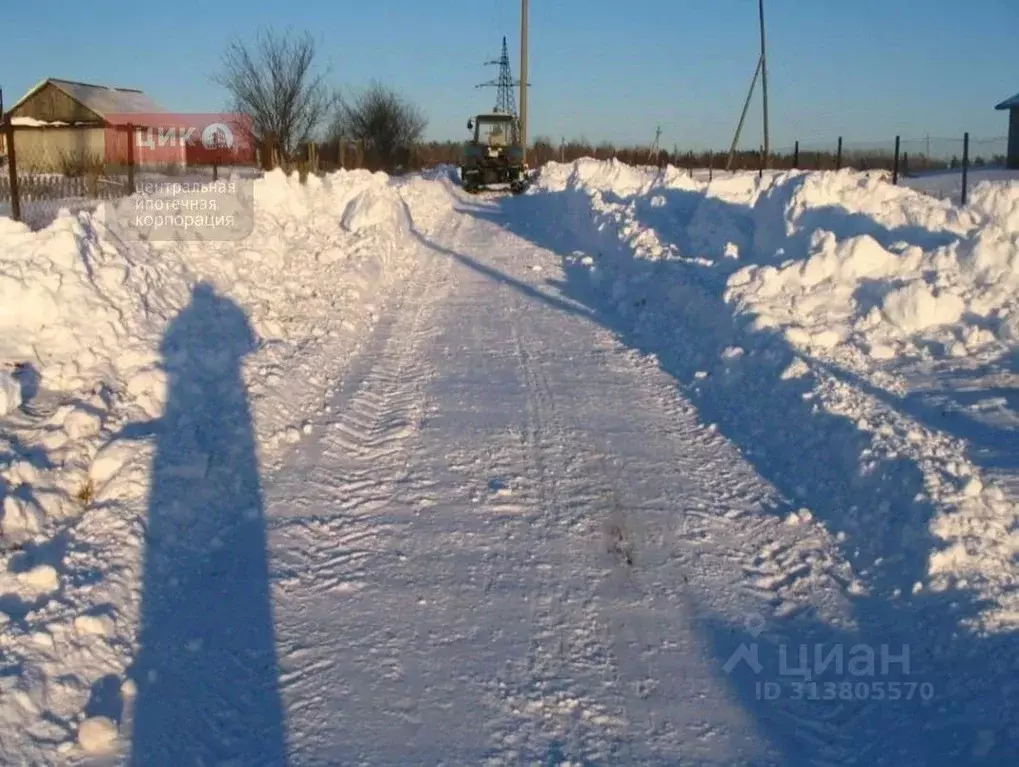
<box><xmin>467</xmin><ymin>113</ymin><xmax>519</xmax><ymax>148</ymax></box>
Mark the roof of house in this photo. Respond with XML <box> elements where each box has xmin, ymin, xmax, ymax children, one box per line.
<box><xmin>10</xmin><ymin>78</ymin><xmax>166</xmax><ymax>119</ymax></box>
<box><xmin>995</xmin><ymin>92</ymin><xmax>1019</xmax><ymax>110</ymax></box>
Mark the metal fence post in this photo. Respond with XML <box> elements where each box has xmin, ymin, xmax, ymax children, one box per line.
<box><xmin>836</xmin><ymin>136</ymin><xmax>843</xmax><ymax>170</ymax></box>
<box><xmin>126</xmin><ymin>124</ymin><xmax>136</xmax><ymax>194</ymax></box>
<box><xmin>961</xmin><ymin>132</ymin><xmax>969</xmax><ymax>205</ymax></box>
<box><xmin>3</xmin><ymin>123</ymin><xmax>21</xmax><ymax>222</ymax></box>
<box><xmin>892</xmin><ymin>136</ymin><xmax>900</xmax><ymax>184</ymax></box>
<box><xmin>793</xmin><ymin>140</ymin><xmax>799</xmax><ymax>169</ymax></box>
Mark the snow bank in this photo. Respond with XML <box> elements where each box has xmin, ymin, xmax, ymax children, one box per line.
<box><xmin>966</xmin><ymin>179</ymin><xmax>1019</xmax><ymax>233</ymax></box>
<box><xmin>534</xmin><ymin>161</ymin><xmax>1019</xmax><ymax>360</ymax></box>
<box><xmin>0</xmin><ymin>167</ymin><xmax>406</xmax><ymax>393</ymax></box>
<box><xmin>724</xmin><ymin>172</ymin><xmax>1017</xmax><ymax>361</ymax></box>
<box><xmin>528</xmin><ymin>158</ymin><xmax>1019</xmax><ymax>633</ymax></box>
<box><xmin>0</xmin><ymin>166</ymin><xmax>416</xmax><ymax>760</ymax></box>
<box><xmin>536</xmin><ymin>158</ymin><xmax>671</xmax><ymax>197</ymax></box>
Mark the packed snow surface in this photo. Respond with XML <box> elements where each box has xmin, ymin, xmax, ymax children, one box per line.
<box><xmin>1</xmin><ymin>158</ymin><xmax>1018</xmax><ymax>764</ymax></box>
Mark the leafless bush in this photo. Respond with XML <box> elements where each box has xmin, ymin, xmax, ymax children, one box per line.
<box><xmin>332</xmin><ymin>82</ymin><xmax>427</xmax><ymax>172</ymax></box>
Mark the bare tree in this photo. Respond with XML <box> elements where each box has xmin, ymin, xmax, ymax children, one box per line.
<box><xmin>333</xmin><ymin>82</ymin><xmax>427</xmax><ymax>171</ymax></box>
<box><xmin>214</xmin><ymin>28</ymin><xmax>335</xmax><ymax>161</ymax></box>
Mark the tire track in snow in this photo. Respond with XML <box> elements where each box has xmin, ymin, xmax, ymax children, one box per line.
<box><xmin>442</xmin><ymin>205</ymin><xmax>726</xmax><ymax>762</ymax></box>
<box><xmin>265</xmin><ymin>232</ymin><xmax>455</xmax><ymax>763</ymax></box>
<box><xmin>495</xmin><ymin>308</ymin><xmax>639</xmax><ymax>763</ymax></box>
<box><xmin>445</xmin><ymin>200</ymin><xmax>866</xmax><ymax>765</ymax></box>
<box><xmin>434</xmin><ymin>203</ymin><xmax>685</xmax><ymax>762</ymax></box>
<box><xmin>450</xmin><ymin>218</ymin><xmax>677</xmax><ymax>761</ymax></box>
<box><xmin>503</xmin><ymin>303</ymin><xmax>730</xmax><ymax>764</ymax></box>
<box><xmin>375</xmin><ymin>208</ymin><xmax>649</xmax><ymax>762</ymax></box>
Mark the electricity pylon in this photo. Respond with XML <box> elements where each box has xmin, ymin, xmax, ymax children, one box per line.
<box><xmin>476</xmin><ymin>36</ymin><xmax>518</xmax><ymax>117</ymax></box>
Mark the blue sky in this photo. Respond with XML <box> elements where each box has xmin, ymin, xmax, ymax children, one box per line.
<box><xmin>2</xmin><ymin>0</ymin><xmax>1018</xmax><ymax>151</ymax></box>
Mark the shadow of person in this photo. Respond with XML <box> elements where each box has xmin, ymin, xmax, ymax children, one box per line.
<box><xmin>121</xmin><ymin>281</ymin><xmax>286</xmax><ymax>765</ymax></box>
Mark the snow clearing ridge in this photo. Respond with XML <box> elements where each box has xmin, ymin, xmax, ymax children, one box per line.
<box><xmin>520</xmin><ymin>159</ymin><xmax>1019</xmax><ymax>632</ymax></box>
<box><xmin>0</xmin><ymin>165</ymin><xmax>426</xmax><ymax>761</ymax></box>
<box><xmin>0</xmin><ymin>158</ymin><xmax>1017</xmax><ymax>763</ymax></box>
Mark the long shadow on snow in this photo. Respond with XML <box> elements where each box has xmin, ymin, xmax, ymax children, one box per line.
<box><xmin>399</xmin><ymin>197</ymin><xmax>596</xmax><ymax>322</ymax></box>
<box><xmin>462</xmin><ymin>186</ymin><xmax>1016</xmax><ymax>764</ymax></box>
<box><xmin>111</xmin><ymin>282</ymin><xmax>286</xmax><ymax>765</ymax></box>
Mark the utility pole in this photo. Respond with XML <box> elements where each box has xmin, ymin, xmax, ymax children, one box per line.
<box><xmin>759</xmin><ymin>0</ymin><xmax>769</xmax><ymax>169</ymax></box>
<box><xmin>726</xmin><ymin>54</ymin><xmax>763</xmax><ymax>171</ymax></box>
<box><xmin>520</xmin><ymin>0</ymin><xmax>529</xmax><ymax>167</ymax></box>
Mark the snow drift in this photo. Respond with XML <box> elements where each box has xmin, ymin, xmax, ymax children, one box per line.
<box><xmin>536</xmin><ymin>159</ymin><xmax>1019</xmax><ymax>359</ymax></box>
<box><xmin>526</xmin><ymin>158</ymin><xmax>1019</xmax><ymax>633</ymax></box>
<box><xmin>1</xmin><ymin>168</ymin><xmax>406</xmax><ymax>392</ymax></box>
<box><xmin>726</xmin><ymin>172</ymin><xmax>1019</xmax><ymax>360</ymax></box>
<box><xmin>0</xmin><ymin>166</ymin><xmax>416</xmax><ymax>760</ymax></box>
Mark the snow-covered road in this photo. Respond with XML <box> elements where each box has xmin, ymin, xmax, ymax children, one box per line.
<box><xmin>3</xmin><ymin>163</ymin><xmax>1018</xmax><ymax>765</ymax></box>
<box><xmin>253</xmin><ymin>182</ymin><xmax>899</xmax><ymax>766</ymax></box>
<box><xmin>263</xmin><ymin>187</ymin><xmax>785</xmax><ymax>764</ymax></box>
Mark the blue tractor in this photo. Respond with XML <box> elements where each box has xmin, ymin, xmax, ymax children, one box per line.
<box><xmin>459</xmin><ymin>112</ymin><xmax>528</xmax><ymax>194</ymax></box>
